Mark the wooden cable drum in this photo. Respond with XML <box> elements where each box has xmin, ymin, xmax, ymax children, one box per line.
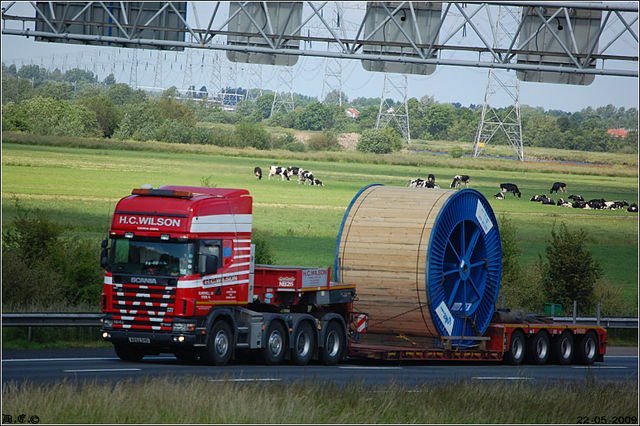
<box><xmin>334</xmin><ymin>184</ymin><xmax>502</xmax><ymax>349</ymax></box>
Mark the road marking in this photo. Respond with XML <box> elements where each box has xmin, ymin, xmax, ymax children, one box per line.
<box><xmin>208</xmin><ymin>378</ymin><xmax>281</xmax><ymax>382</ymax></box>
<box><xmin>64</xmin><ymin>368</ymin><xmax>142</xmax><ymax>373</ymax></box>
<box><xmin>572</xmin><ymin>366</ymin><xmax>628</xmax><ymax>369</ymax></box>
<box><xmin>2</xmin><ymin>356</ymin><xmax>175</xmax><ymax>363</ymax></box>
<box><xmin>339</xmin><ymin>366</ymin><xmax>403</xmax><ymax>370</ymax></box>
<box><xmin>473</xmin><ymin>377</ymin><xmax>534</xmax><ymax>381</ymax></box>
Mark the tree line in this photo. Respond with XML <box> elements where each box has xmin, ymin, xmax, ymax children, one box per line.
<box><xmin>2</xmin><ymin>63</ymin><xmax>637</xmax><ymax>154</ymax></box>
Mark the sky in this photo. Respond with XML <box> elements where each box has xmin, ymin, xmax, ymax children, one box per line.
<box><xmin>2</xmin><ymin>1</ymin><xmax>638</xmax><ymax>113</ymax></box>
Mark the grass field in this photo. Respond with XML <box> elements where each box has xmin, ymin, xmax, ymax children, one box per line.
<box><xmin>2</xmin><ymin>138</ymin><xmax>638</xmax><ymax>311</ymax></box>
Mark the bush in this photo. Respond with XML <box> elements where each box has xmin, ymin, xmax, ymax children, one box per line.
<box><xmin>308</xmin><ymin>132</ymin><xmax>341</xmax><ymax>152</ymax></box>
<box><xmin>450</xmin><ymin>146</ymin><xmax>464</xmax><ymax>158</ymax></box>
<box><xmin>539</xmin><ymin>222</ymin><xmax>603</xmax><ymax>313</ymax></box>
<box><xmin>498</xmin><ymin>213</ymin><xmax>523</xmax><ymax>291</ymax></box>
<box><xmin>232</xmin><ymin>121</ymin><xmax>271</xmax><ymax>150</ymax></box>
<box><xmin>252</xmin><ymin>228</ymin><xmax>275</xmax><ymax>265</ymax></box>
<box><xmin>156</xmin><ymin>119</ymin><xmax>194</xmax><ymax>144</ymax></box>
<box><xmin>357</xmin><ymin>129</ymin><xmax>393</xmax><ymax>154</ymax></box>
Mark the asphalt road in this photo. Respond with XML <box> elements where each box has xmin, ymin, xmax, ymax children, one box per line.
<box><xmin>2</xmin><ymin>347</ymin><xmax>637</xmax><ymax>386</ymax></box>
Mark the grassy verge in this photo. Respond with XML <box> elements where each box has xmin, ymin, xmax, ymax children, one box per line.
<box><xmin>2</xmin><ymin>375</ymin><xmax>637</xmax><ymax>424</ymax></box>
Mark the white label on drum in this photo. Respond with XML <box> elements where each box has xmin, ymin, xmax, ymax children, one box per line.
<box><xmin>435</xmin><ymin>301</ymin><xmax>454</xmax><ymax>336</ymax></box>
<box><xmin>476</xmin><ymin>200</ymin><xmax>493</xmax><ymax>234</ymax></box>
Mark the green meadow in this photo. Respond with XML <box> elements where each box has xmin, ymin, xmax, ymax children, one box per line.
<box><xmin>2</xmin><ymin>139</ymin><xmax>638</xmax><ymax>309</ymax></box>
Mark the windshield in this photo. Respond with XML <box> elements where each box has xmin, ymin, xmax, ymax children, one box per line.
<box><xmin>109</xmin><ymin>239</ymin><xmax>196</xmax><ymax>277</ymax></box>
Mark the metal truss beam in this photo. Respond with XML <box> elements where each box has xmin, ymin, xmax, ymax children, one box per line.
<box><xmin>2</xmin><ymin>2</ymin><xmax>637</xmax><ymax>78</ymax></box>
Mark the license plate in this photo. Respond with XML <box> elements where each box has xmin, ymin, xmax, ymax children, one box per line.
<box><xmin>129</xmin><ymin>337</ymin><xmax>150</xmax><ymax>344</ymax></box>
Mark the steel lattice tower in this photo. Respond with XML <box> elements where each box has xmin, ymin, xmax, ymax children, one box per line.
<box><xmin>473</xmin><ymin>5</ymin><xmax>523</xmax><ymax>161</ymax></box>
<box><xmin>153</xmin><ymin>50</ymin><xmax>163</xmax><ymax>93</ymax></box>
<box><xmin>209</xmin><ymin>50</ymin><xmax>223</xmax><ymax>105</ymax></box>
<box><xmin>321</xmin><ymin>2</ymin><xmax>346</xmax><ymax>106</ymax></box>
<box><xmin>271</xmin><ymin>65</ymin><xmax>295</xmax><ymax>116</ymax></box>
<box><xmin>182</xmin><ymin>47</ymin><xmax>194</xmax><ymax>98</ymax></box>
<box><xmin>246</xmin><ymin>64</ymin><xmax>263</xmax><ymax>102</ymax></box>
<box><xmin>376</xmin><ymin>73</ymin><xmax>411</xmax><ymax>144</ymax></box>
<box><xmin>128</xmin><ymin>48</ymin><xmax>138</xmax><ymax>90</ymax></box>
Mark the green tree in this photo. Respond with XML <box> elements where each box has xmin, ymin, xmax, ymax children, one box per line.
<box><xmin>34</xmin><ymin>82</ymin><xmax>74</xmax><ymax>101</ymax></box>
<box><xmin>357</xmin><ymin>128</ymin><xmax>393</xmax><ymax>154</ymax></box>
<box><xmin>107</xmin><ymin>83</ymin><xmax>136</xmax><ymax>106</ymax></box>
<box><xmin>103</xmin><ymin>73</ymin><xmax>117</xmax><ymax>87</ymax></box>
<box><xmin>156</xmin><ymin>119</ymin><xmax>193</xmax><ymax>143</ymax></box>
<box><xmin>296</xmin><ymin>102</ymin><xmax>329</xmax><ymax>131</ymax></box>
<box><xmin>255</xmin><ymin>93</ymin><xmax>275</xmax><ymax>119</ymax></box>
<box><xmin>232</xmin><ymin>121</ymin><xmax>271</xmax><ymax>150</ymax></box>
<box><xmin>539</xmin><ymin>223</ymin><xmax>603</xmax><ymax>313</ymax></box>
<box><xmin>77</xmin><ymin>94</ymin><xmax>122</xmax><ymax>137</ymax></box>
<box><xmin>156</xmin><ymin>98</ymin><xmax>197</xmax><ymax>127</ymax></box>
<box><xmin>422</xmin><ymin>104</ymin><xmax>456</xmax><ymax>140</ymax></box>
<box><xmin>308</xmin><ymin>132</ymin><xmax>341</xmax><ymax>151</ymax></box>
<box><xmin>1</xmin><ymin>76</ymin><xmax>35</xmax><ymax>105</ymax></box>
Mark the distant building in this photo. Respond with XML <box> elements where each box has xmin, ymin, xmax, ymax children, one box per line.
<box><xmin>607</xmin><ymin>128</ymin><xmax>629</xmax><ymax>138</ymax></box>
<box><xmin>346</xmin><ymin>108</ymin><xmax>360</xmax><ymax>119</ymax></box>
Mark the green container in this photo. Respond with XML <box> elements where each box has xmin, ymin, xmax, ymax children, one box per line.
<box><xmin>544</xmin><ymin>303</ymin><xmax>562</xmax><ymax>316</ymax></box>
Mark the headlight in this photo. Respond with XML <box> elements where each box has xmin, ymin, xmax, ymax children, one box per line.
<box><xmin>172</xmin><ymin>323</ymin><xmax>195</xmax><ymax>332</ymax></box>
<box><xmin>102</xmin><ymin>318</ymin><xmax>113</xmax><ymax>328</ymax></box>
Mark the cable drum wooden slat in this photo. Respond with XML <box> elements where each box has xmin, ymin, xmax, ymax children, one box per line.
<box><xmin>335</xmin><ymin>185</ymin><xmax>502</xmax><ymax>349</ymax></box>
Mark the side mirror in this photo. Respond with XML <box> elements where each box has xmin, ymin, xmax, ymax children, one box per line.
<box><xmin>101</xmin><ymin>239</ymin><xmax>108</xmax><ymax>248</ymax></box>
<box><xmin>100</xmin><ymin>248</ymin><xmax>109</xmax><ymax>270</ymax></box>
<box><xmin>203</xmin><ymin>254</ymin><xmax>218</xmax><ymax>275</ymax></box>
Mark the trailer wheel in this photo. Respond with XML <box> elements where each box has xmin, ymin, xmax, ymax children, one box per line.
<box><xmin>320</xmin><ymin>321</ymin><xmax>344</xmax><ymax>366</ymax></box>
<box><xmin>552</xmin><ymin>331</ymin><xmax>574</xmax><ymax>365</ymax></box>
<box><xmin>576</xmin><ymin>331</ymin><xmax>598</xmax><ymax>365</ymax></box>
<box><xmin>262</xmin><ymin>321</ymin><xmax>286</xmax><ymax>366</ymax></box>
<box><xmin>292</xmin><ymin>321</ymin><xmax>315</xmax><ymax>366</ymax></box>
<box><xmin>506</xmin><ymin>330</ymin><xmax>525</xmax><ymax>366</ymax></box>
<box><xmin>526</xmin><ymin>331</ymin><xmax>550</xmax><ymax>365</ymax></box>
<box><xmin>204</xmin><ymin>321</ymin><xmax>233</xmax><ymax>366</ymax></box>
<box><xmin>114</xmin><ymin>344</ymin><xmax>145</xmax><ymax>362</ymax></box>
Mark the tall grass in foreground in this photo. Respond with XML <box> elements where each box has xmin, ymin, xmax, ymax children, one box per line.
<box><xmin>2</xmin><ymin>375</ymin><xmax>637</xmax><ymax>424</ymax></box>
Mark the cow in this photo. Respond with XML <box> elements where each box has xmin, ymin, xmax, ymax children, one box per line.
<box><xmin>627</xmin><ymin>203</ymin><xmax>638</xmax><ymax>213</ymax></box>
<box><xmin>572</xmin><ymin>201</ymin><xmax>586</xmax><ymax>209</ymax></box>
<box><xmin>587</xmin><ymin>198</ymin><xmax>607</xmax><ymax>210</ymax></box>
<box><xmin>606</xmin><ymin>201</ymin><xmax>629</xmax><ymax>209</ymax></box>
<box><xmin>550</xmin><ymin>182</ymin><xmax>567</xmax><ymax>194</ymax></box>
<box><xmin>541</xmin><ymin>197</ymin><xmax>555</xmax><ymax>205</ymax></box>
<box><xmin>268</xmin><ymin>166</ymin><xmax>290</xmax><ymax>181</ymax></box>
<box><xmin>428</xmin><ymin>174</ymin><xmax>435</xmax><ymax>184</ymax></box>
<box><xmin>424</xmin><ymin>181</ymin><xmax>440</xmax><ymax>189</ymax></box>
<box><xmin>287</xmin><ymin>167</ymin><xmax>302</xmax><ymax>178</ymax></box>
<box><xmin>500</xmin><ymin>183</ymin><xmax>521</xmax><ymax>198</ymax></box>
<box><xmin>409</xmin><ymin>178</ymin><xmax>425</xmax><ymax>188</ymax></box>
<box><xmin>556</xmin><ymin>198</ymin><xmax>572</xmax><ymax>207</ymax></box>
<box><xmin>254</xmin><ymin>167</ymin><xmax>262</xmax><ymax>180</ymax></box>
<box><xmin>299</xmin><ymin>170</ymin><xmax>314</xmax><ymax>185</ymax></box>
<box><xmin>494</xmin><ymin>192</ymin><xmax>505</xmax><ymax>200</ymax></box>
<box><xmin>530</xmin><ymin>194</ymin><xmax>547</xmax><ymax>202</ymax></box>
<box><xmin>568</xmin><ymin>194</ymin><xmax>585</xmax><ymax>202</ymax></box>
<box><xmin>450</xmin><ymin>175</ymin><xmax>470</xmax><ymax>189</ymax></box>
<box><xmin>312</xmin><ymin>178</ymin><xmax>324</xmax><ymax>186</ymax></box>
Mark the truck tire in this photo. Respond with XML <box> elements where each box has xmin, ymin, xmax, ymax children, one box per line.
<box><xmin>203</xmin><ymin>321</ymin><xmax>233</xmax><ymax>366</ymax></box>
<box><xmin>262</xmin><ymin>321</ymin><xmax>286</xmax><ymax>366</ymax></box>
<box><xmin>320</xmin><ymin>321</ymin><xmax>344</xmax><ymax>366</ymax></box>
<box><xmin>576</xmin><ymin>331</ymin><xmax>598</xmax><ymax>365</ymax></box>
<box><xmin>552</xmin><ymin>331</ymin><xmax>574</xmax><ymax>365</ymax></box>
<box><xmin>114</xmin><ymin>344</ymin><xmax>145</xmax><ymax>362</ymax></box>
<box><xmin>292</xmin><ymin>321</ymin><xmax>315</xmax><ymax>366</ymax></box>
<box><xmin>526</xmin><ymin>331</ymin><xmax>550</xmax><ymax>365</ymax></box>
<box><xmin>505</xmin><ymin>330</ymin><xmax>525</xmax><ymax>366</ymax></box>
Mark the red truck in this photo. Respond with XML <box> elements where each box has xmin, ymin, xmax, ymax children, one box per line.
<box><xmin>100</xmin><ymin>185</ymin><xmax>606</xmax><ymax>366</ymax></box>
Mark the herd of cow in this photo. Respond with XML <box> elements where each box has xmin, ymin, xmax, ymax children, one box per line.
<box><xmin>254</xmin><ymin>166</ymin><xmax>324</xmax><ymax>186</ymax></box>
<box><xmin>406</xmin><ymin>174</ymin><xmax>638</xmax><ymax>213</ymax></box>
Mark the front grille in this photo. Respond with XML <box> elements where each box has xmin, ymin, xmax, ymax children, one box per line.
<box><xmin>111</xmin><ymin>283</ymin><xmax>175</xmax><ymax>330</ymax></box>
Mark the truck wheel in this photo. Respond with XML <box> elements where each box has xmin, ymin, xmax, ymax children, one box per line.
<box><xmin>505</xmin><ymin>330</ymin><xmax>525</xmax><ymax>366</ymax></box>
<box><xmin>292</xmin><ymin>321</ymin><xmax>315</xmax><ymax>366</ymax></box>
<box><xmin>320</xmin><ymin>321</ymin><xmax>344</xmax><ymax>366</ymax></box>
<box><xmin>204</xmin><ymin>321</ymin><xmax>233</xmax><ymax>366</ymax></box>
<box><xmin>576</xmin><ymin>331</ymin><xmax>598</xmax><ymax>365</ymax></box>
<box><xmin>526</xmin><ymin>331</ymin><xmax>550</xmax><ymax>365</ymax></box>
<box><xmin>114</xmin><ymin>344</ymin><xmax>145</xmax><ymax>362</ymax></box>
<box><xmin>552</xmin><ymin>331</ymin><xmax>574</xmax><ymax>365</ymax></box>
<box><xmin>262</xmin><ymin>321</ymin><xmax>286</xmax><ymax>366</ymax></box>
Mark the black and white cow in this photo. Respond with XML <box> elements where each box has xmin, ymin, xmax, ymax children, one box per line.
<box><xmin>568</xmin><ymin>194</ymin><xmax>585</xmax><ymax>202</ymax></box>
<box><xmin>494</xmin><ymin>192</ymin><xmax>505</xmax><ymax>199</ymax></box>
<box><xmin>627</xmin><ymin>203</ymin><xmax>638</xmax><ymax>213</ymax></box>
<box><xmin>409</xmin><ymin>178</ymin><xmax>425</xmax><ymax>188</ymax></box>
<box><xmin>268</xmin><ymin>166</ymin><xmax>290</xmax><ymax>181</ymax></box>
<box><xmin>556</xmin><ymin>198</ymin><xmax>572</xmax><ymax>207</ymax></box>
<box><xmin>606</xmin><ymin>200</ymin><xmax>629</xmax><ymax>209</ymax></box>
<box><xmin>550</xmin><ymin>182</ymin><xmax>567</xmax><ymax>194</ymax></box>
<box><xmin>299</xmin><ymin>170</ymin><xmax>314</xmax><ymax>185</ymax></box>
<box><xmin>254</xmin><ymin>167</ymin><xmax>262</xmax><ymax>180</ymax></box>
<box><xmin>424</xmin><ymin>181</ymin><xmax>440</xmax><ymax>189</ymax></box>
<box><xmin>530</xmin><ymin>194</ymin><xmax>547</xmax><ymax>202</ymax></box>
<box><xmin>287</xmin><ymin>167</ymin><xmax>302</xmax><ymax>178</ymax></box>
<box><xmin>541</xmin><ymin>197</ymin><xmax>555</xmax><ymax>205</ymax></box>
<box><xmin>587</xmin><ymin>198</ymin><xmax>607</xmax><ymax>210</ymax></box>
<box><xmin>428</xmin><ymin>174</ymin><xmax>435</xmax><ymax>184</ymax></box>
<box><xmin>312</xmin><ymin>178</ymin><xmax>324</xmax><ymax>186</ymax></box>
<box><xmin>500</xmin><ymin>183</ymin><xmax>521</xmax><ymax>198</ymax></box>
<box><xmin>572</xmin><ymin>201</ymin><xmax>586</xmax><ymax>209</ymax></box>
<box><xmin>450</xmin><ymin>175</ymin><xmax>470</xmax><ymax>189</ymax></box>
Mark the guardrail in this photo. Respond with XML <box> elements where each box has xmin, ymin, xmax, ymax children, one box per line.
<box><xmin>2</xmin><ymin>313</ymin><xmax>637</xmax><ymax>329</ymax></box>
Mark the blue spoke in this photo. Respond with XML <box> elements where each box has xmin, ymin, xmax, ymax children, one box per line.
<box><xmin>465</xmin><ymin>228</ymin><xmax>482</xmax><ymax>259</ymax></box>
<box><xmin>467</xmin><ymin>276</ymin><xmax>481</xmax><ymax>299</ymax></box>
<box><xmin>447</xmin><ymin>239</ymin><xmax>461</xmax><ymax>261</ymax></box>
<box><xmin>447</xmin><ymin>278</ymin><xmax>461</xmax><ymax>307</ymax></box>
<box><xmin>469</xmin><ymin>260</ymin><xmax>486</xmax><ymax>269</ymax></box>
<box><xmin>443</xmin><ymin>268</ymin><xmax>459</xmax><ymax>276</ymax></box>
<box><xmin>460</xmin><ymin>221</ymin><xmax>466</xmax><ymax>256</ymax></box>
